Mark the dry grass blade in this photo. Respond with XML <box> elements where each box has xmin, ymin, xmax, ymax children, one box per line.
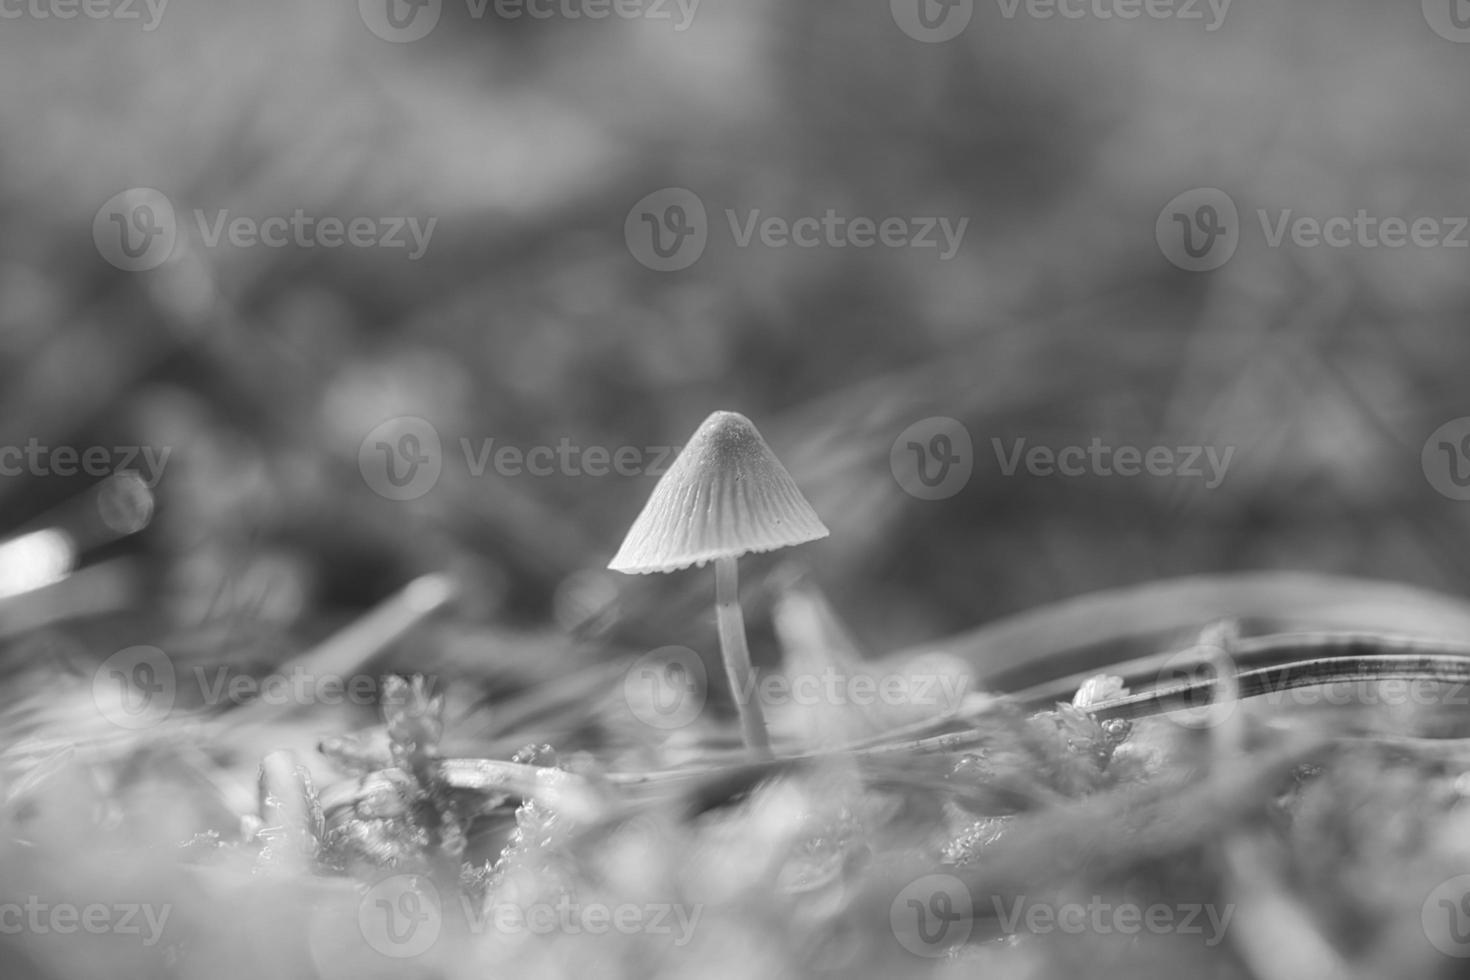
<box><xmin>893</xmin><ymin>572</ymin><xmax>1470</xmax><ymax>694</ymax></box>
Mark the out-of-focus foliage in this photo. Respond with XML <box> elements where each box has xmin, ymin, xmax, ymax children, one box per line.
<box><xmin>2</xmin><ymin>0</ymin><xmax>1469</xmax><ymax>653</ymax></box>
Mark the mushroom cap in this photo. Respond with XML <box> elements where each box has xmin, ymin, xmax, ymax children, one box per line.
<box><xmin>608</xmin><ymin>411</ymin><xmax>829</xmax><ymax>574</ymax></box>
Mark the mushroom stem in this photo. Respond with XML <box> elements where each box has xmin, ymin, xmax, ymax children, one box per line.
<box><xmin>714</xmin><ymin>555</ymin><xmax>773</xmax><ymax>760</ymax></box>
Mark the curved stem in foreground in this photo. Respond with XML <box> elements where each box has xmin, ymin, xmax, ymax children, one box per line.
<box><xmin>1088</xmin><ymin>651</ymin><xmax>1470</xmax><ymax>722</ymax></box>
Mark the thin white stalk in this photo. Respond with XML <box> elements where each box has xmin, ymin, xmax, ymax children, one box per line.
<box><xmin>715</xmin><ymin>555</ymin><xmax>773</xmax><ymax>760</ymax></box>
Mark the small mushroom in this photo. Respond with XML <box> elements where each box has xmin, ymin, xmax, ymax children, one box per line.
<box><xmin>609</xmin><ymin>411</ymin><xmax>829</xmax><ymax>759</ymax></box>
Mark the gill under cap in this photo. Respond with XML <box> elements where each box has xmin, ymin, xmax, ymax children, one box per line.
<box><xmin>608</xmin><ymin>411</ymin><xmax>829</xmax><ymax>574</ymax></box>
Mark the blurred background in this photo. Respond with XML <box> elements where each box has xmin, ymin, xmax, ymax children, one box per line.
<box><xmin>3</xmin><ymin>0</ymin><xmax>1470</xmax><ymax>662</ymax></box>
